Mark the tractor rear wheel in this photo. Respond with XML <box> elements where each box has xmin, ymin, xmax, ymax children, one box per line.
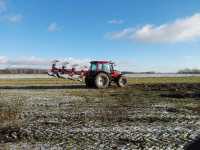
<box><xmin>95</xmin><ymin>73</ymin><xmax>110</xmax><ymax>89</ymax></box>
<box><xmin>117</xmin><ymin>76</ymin><xmax>127</xmax><ymax>87</ymax></box>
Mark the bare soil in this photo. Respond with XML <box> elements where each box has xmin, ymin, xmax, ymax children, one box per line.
<box><xmin>0</xmin><ymin>83</ymin><xmax>200</xmax><ymax>149</ymax></box>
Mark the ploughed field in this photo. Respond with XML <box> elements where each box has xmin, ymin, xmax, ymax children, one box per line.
<box><xmin>0</xmin><ymin>77</ymin><xmax>200</xmax><ymax>149</ymax></box>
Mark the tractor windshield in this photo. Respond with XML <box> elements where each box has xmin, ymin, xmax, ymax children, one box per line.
<box><xmin>102</xmin><ymin>64</ymin><xmax>111</xmax><ymax>73</ymax></box>
<box><xmin>98</xmin><ymin>63</ymin><xmax>112</xmax><ymax>73</ymax></box>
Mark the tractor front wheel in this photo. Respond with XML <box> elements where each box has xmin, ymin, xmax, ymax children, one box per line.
<box><xmin>95</xmin><ymin>73</ymin><xmax>110</xmax><ymax>89</ymax></box>
<box><xmin>117</xmin><ymin>76</ymin><xmax>127</xmax><ymax>87</ymax></box>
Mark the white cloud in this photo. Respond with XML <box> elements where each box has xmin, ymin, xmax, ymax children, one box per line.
<box><xmin>48</xmin><ymin>22</ymin><xmax>60</xmax><ymax>32</ymax></box>
<box><xmin>0</xmin><ymin>56</ymin><xmax>8</xmax><ymax>64</ymax></box>
<box><xmin>0</xmin><ymin>0</ymin><xmax>23</xmax><ymax>23</ymax></box>
<box><xmin>106</xmin><ymin>28</ymin><xmax>135</xmax><ymax>40</ymax></box>
<box><xmin>108</xmin><ymin>13</ymin><xmax>200</xmax><ymax>43</ymax></box>
<box><xmin>0</xmin><ymin>56</ymin><xmax>90</xmax><ymax>69</ymax></box>
<box><xmin>4</xmin><ymin>14</ymin><xmax>23</xmax><ymax>23</ymax></box>
<box><xmin>0</xmin><ymin>56</ymin><xmax>134</xmax><ymax>71</ymax></box>
<box><xmin>108</xmin><ymin>19</ymin><xmax>124</xmax><ymax>25</ymax></box>
<box><xmin>9</xmin><ymin>57</ymin><xmax>50</xmax><ymax>66</ymax></box>
<box><xmin>0</xmin><ymin>0</ymin><xmax>7</xmax><ymax>13</ymax></box>
<box><xmin>0</xmin><ymin>56</ymin><xmax>50</xmax><ymax>68</ymax></box>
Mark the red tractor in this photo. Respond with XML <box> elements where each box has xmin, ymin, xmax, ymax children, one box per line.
<box><xmin>48</xmin><ymin>60</ymin><xmax>127</xmax><ymax>89</ymax></box>
<box><xmin>85</xmin><ymin>61</ymin><xmax>127</xmax><ymax>88</ymax></box>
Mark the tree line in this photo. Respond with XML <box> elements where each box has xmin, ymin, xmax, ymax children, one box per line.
<box><xmin>178</xmin><ymin>68</ymin><xmax>200</xmax><ymax>74</ymax></box>
<box><xmin>0</xmin><ymin>68</ymin><xmax>47</xmax><ymax>74</ymax></box>
<box><xmin>0</xmin><ymin>68</ymin><xmax>200</xmax><ymax>74</ymax></box>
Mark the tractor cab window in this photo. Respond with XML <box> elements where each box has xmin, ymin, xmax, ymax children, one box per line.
<box><xmin>99</xmin><ymin>63</ymin><xmax>111</xmax><ymax>73</ymax></box>
<box><xmin>90</xmin><ymin>63</ymin><xmax>97</xmax><ymax>71</ymax></box>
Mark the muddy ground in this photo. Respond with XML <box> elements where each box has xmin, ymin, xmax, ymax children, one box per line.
<box><xmin>0</xmin><ymin>83</ymin><xmax>200</xmax><ymax>149</ymax></box>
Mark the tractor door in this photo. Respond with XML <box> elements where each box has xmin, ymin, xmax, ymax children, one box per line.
<box><xmin>90</xmin><ymin>63</ymin><xmax>97</xmax><ymax>71</ymax></box>
<box><xmin>88</xmin><ymin>62</ymin><xmax>98</xmax><ymax>77</ymax></box>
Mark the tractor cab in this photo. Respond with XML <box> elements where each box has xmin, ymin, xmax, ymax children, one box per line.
<box><xmin>90</xmin><ymin>61</ymin><xmax>114</xmax><ymax>73</ymax></box>
<box><xmin>85</xmin><ymin>61</ymin><xmax>127</xmax><ymax>88</ymax></box>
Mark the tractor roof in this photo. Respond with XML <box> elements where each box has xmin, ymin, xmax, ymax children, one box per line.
<box><xmin>90</xmin><ymin>61</ymin><xmax>113</xmax><ymax>64</ymax></box>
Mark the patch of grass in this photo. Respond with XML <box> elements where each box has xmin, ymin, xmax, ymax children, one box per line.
<box><xmin>128</xmin><ymin>77</ymin><xmax>200</xmax><ymax>84</ymax></box>
<box><xmin>0</xmin><ymin>97</ymin><xmax>24</xmax><ymax>128</ymax></box>
<box><xmin>0</xmin><ymin>78</ymin><xmax>78</xmax><ymax>86</ymax></box>
<box><xmin>1</xmin><ymin>76</ymin><xmax>200</xmax><ymax>87</ymax></box>
<box><xmin>183</xmin><ymin>103</ymin><xmax>200</xmax><ymax>113</ymax></box>
<box><xmin>0</xmin><ymin>109</ymin><xmax>18</xmax><ymax>123</ymax></box>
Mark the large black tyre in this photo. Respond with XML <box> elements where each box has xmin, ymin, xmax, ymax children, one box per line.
<box><xmin>95</xmin><ymin>73</ymin><xmax>110</xmax><ymax>89</ymax></box>
<box><xmin>117</xmin><ymin>76</ymin><xmax>127</xmax><ymax>87</ymax></box>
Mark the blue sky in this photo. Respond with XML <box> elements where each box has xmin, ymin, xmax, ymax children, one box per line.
<box><xmin>0</xmin><ymin>0</ymin><xmax>200</xmax><ymax>72</ymax></box>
